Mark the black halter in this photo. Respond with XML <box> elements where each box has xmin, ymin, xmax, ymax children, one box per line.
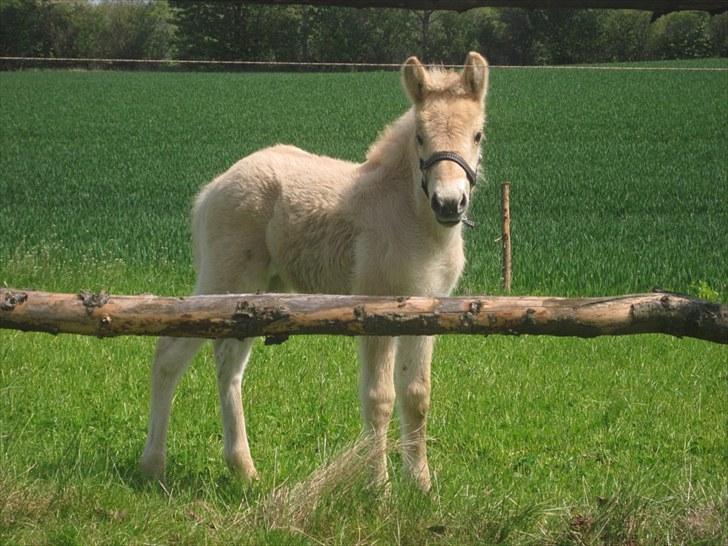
<box><xmin>419</xmin><ymin>151</ymin><xmax>479</xmax><ymax>198</ymax></box>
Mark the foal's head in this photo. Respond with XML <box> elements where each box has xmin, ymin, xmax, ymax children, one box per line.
<box><xmin>402</xmin><ymin>52</ymin><xmax>489</xmax><ymax>227</ymax></box>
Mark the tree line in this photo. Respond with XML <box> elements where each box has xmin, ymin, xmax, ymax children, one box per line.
<box><xmin>1</xmin><ymin>0</ymin><xmax>726</xmax><ymax>67</ymax></box>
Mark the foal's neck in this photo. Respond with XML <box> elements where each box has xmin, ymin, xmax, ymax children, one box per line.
<box><xmin>365</xmin><ymin>110</ymin><xmax>420</xmax><ymax>201</ymax></box>
<box><xmin>364</xmin><ymin>109</ymin><xmax>463</xmax><ymax>242</ymax></box>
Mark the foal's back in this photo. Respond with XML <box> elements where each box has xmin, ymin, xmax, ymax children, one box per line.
<box><xmin>193</xmin><ymin>144</ymin><xmax>361</xmax><ymax>295</ymax></box>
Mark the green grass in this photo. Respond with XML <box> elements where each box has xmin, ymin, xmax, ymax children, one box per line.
<box><xmin>1</xmin><ymin>61</ymin><xmax>727</xmax><ymax>545</ymax></box>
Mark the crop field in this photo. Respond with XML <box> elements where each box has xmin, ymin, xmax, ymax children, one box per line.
<box><xmin>1</xmin><ymin>60</ymin><xmax>727</xmax><ymax>545</ymax></box>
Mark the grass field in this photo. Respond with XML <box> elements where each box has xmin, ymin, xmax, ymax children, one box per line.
<box><xmin>1</xmin><ymin>60</ymin><xmax>727</xmax><ymax>545</ymax></box>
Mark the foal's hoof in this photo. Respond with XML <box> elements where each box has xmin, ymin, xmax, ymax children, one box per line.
<box><xmin>416</xmin><ymin>476</ymin><xmax>432</xmax><ymax>494</ymax></box>
<box><xmin>366</xmin><ymin>469</ymin><xmax>391</xmax><ymax>497</ymax></box>
<box><xmin>410</xmin><ymin>466</ymin><xmax>432</xmax><ymax>493</ymax></box>
<box><xmin>138</xmin><ymin>453</ymin><xmax>165</xmax><ymax>482</ymax></box>
<box><xmin>231</xmin><ymin>467</ymin><xmax>259</xmax><ymax>484</ymax></box>
<box><xmin>236</xmin><ymin>466</ymin><xmax>260</xmax><ymax>483</ymax></box>
<box><xmin>226</xmin><ymin>455</ymin><xmax>259</xmax><ymax>483</ymax></box>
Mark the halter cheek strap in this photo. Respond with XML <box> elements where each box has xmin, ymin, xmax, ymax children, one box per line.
<box><xmin>419</xmin><ymin>151</ymin><xmax>478</xmax><ymax>198</ymax></box>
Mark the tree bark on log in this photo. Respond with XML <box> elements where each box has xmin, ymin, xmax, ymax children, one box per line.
<box><xmin>1</xmin><ymin>289</ymin><xmax>726</xmax><ymax>344</ymax></box>
<box><xmin>241</xmin><ymin>0</ymin><xmax>728</xmax><ymax>15</ymax></box>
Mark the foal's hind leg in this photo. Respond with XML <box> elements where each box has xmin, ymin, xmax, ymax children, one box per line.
<box><xmin>213</xmin><ymin>337</ymin><xmax>258</xmax><ymax>481</ymax></box>
<box><xmin>140</xmin><ymin>336</ymin><xmax>204</xmax><ymax>481</ymax></box>
<box><xmin>196</xmin><ymin>235</ymin><xmax>269</xmax><ymax>481</ymax></box>
<box><xmin>395</xmin><ymin>336</ymin><xmax>434</xmax><ymax>492</ymax></box>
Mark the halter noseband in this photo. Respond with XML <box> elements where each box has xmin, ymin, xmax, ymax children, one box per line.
<box><xmin>419</xmin><ymin>151</ymin><xmax>478</xmax><ymax>198</ymax></box>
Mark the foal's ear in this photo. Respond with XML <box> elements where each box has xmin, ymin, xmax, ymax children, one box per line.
<box><xmin>401</xmin><ymin>56</ymin><xmax>429</xmax><ymax>104</ymax></box>
<box><xmin>462</xmin><ymin>51</ymin><xmax>489</xmax><ymax>102</ymax></box>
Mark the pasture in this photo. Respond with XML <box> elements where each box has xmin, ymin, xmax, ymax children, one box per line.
<box><xmin>1</xmin><ymin>60</ymin><xmax>727</xmax><ymax>545</ymax></box>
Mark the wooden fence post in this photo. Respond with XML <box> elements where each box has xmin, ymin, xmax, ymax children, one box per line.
<box><xmin>501</xmin><ymin>181</ymin><xmax>512</xmax><ymax>293</ymax></box>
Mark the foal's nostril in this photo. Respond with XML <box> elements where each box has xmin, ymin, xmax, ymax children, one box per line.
<box><xmin>458</xmin><ymin>194</ymin><xmax>468</xmax><ymax>214</ymax></box>
<box><xmin>431</xmin><ymin>194</ymin><xmax>445</xmax><ymax>214</ymax></box>
<box><xmin>431</xmin><ymin>193</ymin><xmax>462</xmax><ymax>220</ymax></box>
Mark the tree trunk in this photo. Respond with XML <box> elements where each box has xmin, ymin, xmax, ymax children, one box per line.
<box><xmin>1</xmin><ymin>289</ymin><xmax>726</xmax><ymax>344</ymax></box>
<box><xmin>418</xmin><ymin>10</ymin><xmax>433</xmax><ymax>62</ymax></box>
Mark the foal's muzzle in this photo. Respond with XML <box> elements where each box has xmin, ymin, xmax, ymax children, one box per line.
<box><xmin>432</xmin><ymin>193</ymin><xmax>468</xmax><ymax>225</ymax></box>
<box><xmin>420</xmin><ymin>151</ymin><xmax>478</xmax><ymax>226</ymax></box>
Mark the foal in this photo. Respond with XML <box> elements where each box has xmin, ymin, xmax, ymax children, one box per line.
<box><xmin>140</xmin><ymin>52</ymin><xmax>489</xmax><ymax>492</ymax></box>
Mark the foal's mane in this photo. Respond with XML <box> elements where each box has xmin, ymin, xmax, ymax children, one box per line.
<box><xmin>419</xmin><ymin>67</ymin><xmax>469</xmax><ymax>97</ymax></box>
<box><xmin>364</xmin><ymin>109</ymin><xmax>416</xmax><ymax>175</ymax></box>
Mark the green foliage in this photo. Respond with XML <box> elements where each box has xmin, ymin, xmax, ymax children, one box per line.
<box><xmin>2</xmin><ymin>2</ymin><xmax>726</xmax><ymax>66</ymax></box>
<box><xmin>596</xmin><ymin>10</ymin><xmax>652</xmax><ymax>63</ymax></box>
<box><xmin>171</xmin><ymin>2</ymin><xmax>301</xmax><ymax>61</ymax></box>
<box><xmin>0</xmin><ymin>0</ymin><xmax>60</xmax><ymax>56</ymax></box>
<box><xmin>306</xmin><ymin>6</ymin><xmax>416</xmax><ymax>64</ymax></box>
<box><xmin>0</xmin><ymin>0</ymin><xmax>176</xmax><ymax>59</ymax></box>
<box><xmin>647</xmin><ymin>11</ymin><xmax>714</xmax><ymax>60</ymax></box>
<box><xmin>709</xmin><ymin>12</ymin><xmax>728</xmax><ymax>57</ymax></box>
<box><xmin>527</xmin><ymin>9</ymin><xmax>603</xmax><ymax>65</ymax></box>
<box><xmin>1</xmin><ymin>63</ymin><xmax>727</xmax><ymax>544</ymax></box>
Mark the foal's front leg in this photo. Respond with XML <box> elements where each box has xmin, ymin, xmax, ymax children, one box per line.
<box><xmin>395</xmin><ymin>335</ymin><xmax>434</xmax><ymax>492</ymax></box>
<box><xmin>358</xmin><ymin>336</ymin><xmax>396</xmax><ymax>488</ymax></box>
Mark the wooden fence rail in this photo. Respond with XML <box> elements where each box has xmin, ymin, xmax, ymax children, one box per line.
<box><xmin>1</xmin><ymin>289</ymin><xmax>726</xmax><ymax>344</ymax></box>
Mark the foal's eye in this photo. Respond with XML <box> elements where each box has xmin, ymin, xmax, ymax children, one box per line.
<box><xmin>416</xmin><ymin>134</ymin><xmax>424</xmax><ymax>146</ymax></box>
<box><xmin>474</xmin><ymin>132</ymin><xmax>483</xmax><ymax>143</ymax></box>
